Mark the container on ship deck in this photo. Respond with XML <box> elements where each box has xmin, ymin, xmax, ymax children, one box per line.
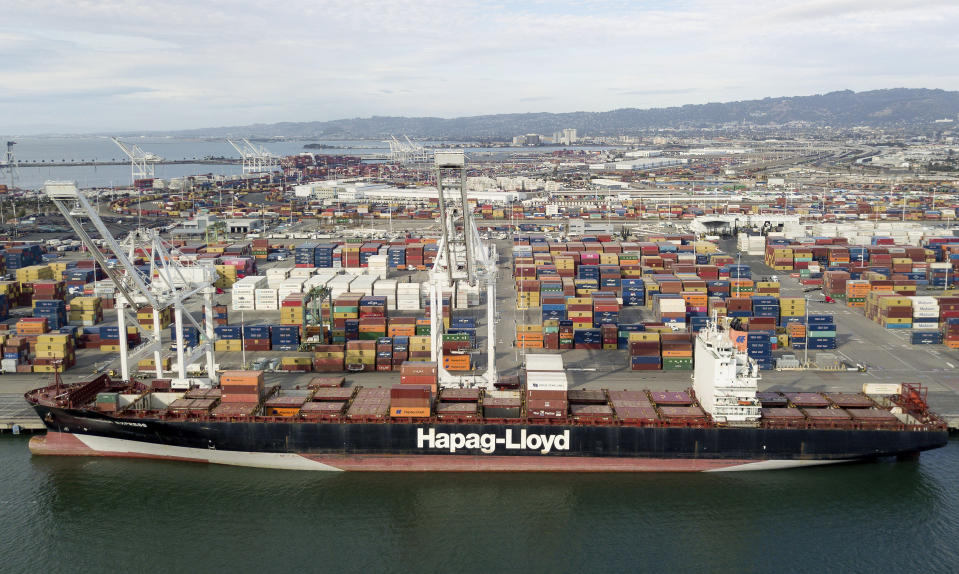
<box><xmin>658</xmin><ymin>406</ymin><xmax>706</xmax><ymax>420</ymax></box>
<box><xmin>436</xmin><ymin>402</ymin><xmax>479</xmax><ymax>419</ymax></box>
<box><xmin>570</xmin><ymin>404</ymin><xmax>614</xmax><ymax>420</ymax></box>
<box><xmin>615</xmin><ymin>406</ymin><xmax>659</xmax><ymax>423</ymax></box>
<box><xmin>440</xmin><ymin>388</ymin><xmax>481</xmax><ymax>402</ymax></box>
<box><xmin>567</xmin><ymin>389</ymin><xmax>607</xmax><ymax>404</ymax></box>
<box><xmin>649</xmin><ymin>391</ymin><xmax>692</xmax><ymax>405</ymax></box>
<box><xmin>527</xmin><ymin>399</ymin><xmax>567</xmax><ymax>418</ymax></box>
<box><xmin>784</xmin><ymin>392</ymin><xmax>830</xmax><ymax>408</ymax></box>
<box><xmin>300</xmin><ymin>401</ymin><xmax>346</xmax><ymax>418</ymax></box>
<box><xmin>308</xmin><ymin>376</ymin><xmax>345</xmax><ymax>388</ymax></box>
<box><xmin>824</xmin><ymin>393</ymin><xmax>875</xmax><ymax>408</ymax></box>
<box><xmin>760</xmin><ymin>407</ymin><xmax>804</xmax><ymax>420</ymax></box>
<box><xmin>211</xmin><ymin>402</ymin><xmax>258</xmax><ymax>417</ymax></box>
<box><xmin>312</xmin><ymin>387</ymin><xmax>354</xmax><ymax>401</ymax></box>
<box><xmin>607</xmin><ymin>390</ymin><xmax>650</xmax><ymax>402</ymax></box>
<box><xmin>756</xmin><ymin>391</ymin><xmax>788</xmax><ymax>407</ymax></box>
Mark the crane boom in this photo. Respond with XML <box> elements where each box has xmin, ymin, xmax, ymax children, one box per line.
<box><xmin>43</xmin><ymin>181</ymin><xmax>217</xmax><ymax>388</ymax></box>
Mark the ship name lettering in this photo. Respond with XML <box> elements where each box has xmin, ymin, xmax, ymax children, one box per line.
<box><xmin>417</xmin><ymin>428</ymin><xmax>569</xmax><ymax>454</ymax></box>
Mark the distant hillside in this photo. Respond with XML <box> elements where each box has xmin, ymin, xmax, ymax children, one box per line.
<box><xmin>168</xmin><ymin>89</ymin><xmax>959</xmax><ymax>139</ymax></box>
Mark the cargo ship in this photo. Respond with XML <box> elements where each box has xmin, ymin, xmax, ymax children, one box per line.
<box><xmin>25</xmin><ymin>323</ymin><xmax>948</xmax><ymax>472</ymax></box>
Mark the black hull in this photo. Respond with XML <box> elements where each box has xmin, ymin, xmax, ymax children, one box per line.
<box><xmin>31</xmin><ymin>405</ymin><xmax>949</xmax><ymax>471</ymax></box>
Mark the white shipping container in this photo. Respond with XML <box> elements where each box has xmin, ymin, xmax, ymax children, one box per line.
<box><xmin>863</xmin><ymin>383</ymin><xmax>902</xmax><ymax>396</ymax></box>
<box><xmin>526</xmin><ymin>371</ymin><xmax>569</xmax><ymax>392</ymax></box>
<box><xmin>526</xmin><ymin>354</ymin><xmax>564</xmax><ymax>372</ymax></box>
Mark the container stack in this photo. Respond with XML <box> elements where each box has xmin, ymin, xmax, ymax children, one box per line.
<box><xmin>375</xmin><ymin>337</ymin><xmax>393</xmax><ymax>371</ymax></box>
<box><xmin>1</xmin><ymin>336</ymin><xmax>30</xmax><ymax>373</ymax></box>
<box><xmin>910</xmin><ymin>296</ymin><xmax>940</xmax><ymax>330</ymax></box>
<box><xmin>68</xmin><ymin>296</ymin><xmax>103</xmax><ymax>326</ymax></box>
<box><xmin>313</xmin><ymin>344</ymin><xmax>345</xmax><ymax>372</ymax></box>
<box><xmin>774</xmin><ymin>298</ymin><xmax>803</xmax><ymax>327</ymax></box>
<box><xmin>251</xmin><ymin>238</ymin><xmax>269</xmax><ymax>261</ymax></box>
<box><xmin>400</xmin><ymin>361</ymin><xmax>438</xmax><ymax>393</ymax></box>
<box><xmin>806</xmin><ymin>314</ymin><xmax>837</xmax><ymax>350</ymax></box>
<box><xmin>823</xmin><ymin>270</ymin><xmax>850</xmax><ymax>297</ymax></box>
<box><xmin>254</xmin><ymin>287</ymin><xmax>279</xmax><ymax>311</ymax></box>
<box><xmin>279</xmin><ymin>355</ymin><xmax>313</xmax><ymax>372</ymax></box>
<box><xmin>214</xmin><ymin>264</ymin><xmax>237</xmax><ymax>289</ymax></box>
<box><xmin>280</xmin><ymin>293</ymin><xmax>307</xmax><ymax>327</ymax></box>
<box><xmin>516</xmin><ymin>280</ymin><xmax>539</xmax><ymax>309</ymax></box>
<box><xmin>243</xmin><ymin>325</ymin><xmax>271</xmax><ymax>351</ymax></box>
<box><xmin>278</xmin><ymin>277</ymin><xmax>307</xmax><ymax>303</ymax></box>
<box><xmin>408</xmin><ymin>335</ymin><xmax>431</xmax><ymax>361</ymax></box>
<box><xmin>33</xmin><ymin>299</ymin><xmax>67</xmax><ymax>330</ymax></box>
<box><xmin>746</xmin><ymin>331</ymin><xmax>774</xmax><ymax>370</ymax></box>
<box><xmin>406</xmin><ymin>244</ymin><xmax>425</xmax><ymax>268</ymax></box>
<box><xmin>390</xmin><ymin>385</ymin><xmax>431</xmax><ymax>418</ymax></box>
<box><xmin>232</xmin><ymin>276</ymin><xmax>266</xmax><ymax>311</ymax></box>
<box><xmin>169</xmin><ymin>325</ymin><xmax>200</xmax><ymax>349</ymax></box>
<box><xmin>217</xmin><ymin>370</ymin><xmax>264</xmax><ymax>413</ymax></box>
<box><xmin>367</xmin><ymin>254</ymin><xmax>388</xmax><ymax>279</ymax></box>
<box><xmin>373</xmin><ymin>279</ymin><xmax>397</xmax><ymax>310</ymax></box>
<box><xmin>844</xmin><ymin>280</ymin><xmax>869</xmax><ymax>308</ymax></box>
<box><xmin>396</xmin><ymin>282</ymin><xmax>421</xmax><ymax>310</ymax></box>
<box><xmin>271</xmin><ymin>325</ymin><xmax>300</xmax><ymax>351</ymax></box>
<box><xmin>346</xmin><ymin>387</ymin><xmax>390</xmax><ymax>420</ymax></box>
<box><xmin>345</xmin><ymin>340</ymin><xmax>376</xmax><ymax>371</ymax></box>
<box><xmin>266</xmin><ymin>267</ymin><xmax>291</xmax><ymax>288</ymax></box>
<box><xmin>873</xmin><ymin>295</ymin><xmax>913</xmax><ymax>329</ymax></box>
<box><xmin>942</xmin><ymin>318</ymin><xmax>959</xmax><ymax>349</ymax></box>
<box><xmin>358</xmin><ymin>296</ymin><xmax>387</xmax><ymax>340</ymax></box>
<box><xmin>658</xmin><ymin>297</ymin><xmax>686</xmax><ymax>324</ymax></box>
<box><xmin>211</xmin><ymin>304</ymin><xmax>229</xmax><ymax>326</ymax></box>
<box><xmin>136</xmin><ymin>305</ymin><xmax>173</xmax><ymax>332</ymax></box>
<box><xmin>566</xmin><ymin>297</ymin><xmax>592</xmax><ymax>329</ymax></box>
<box><xmin>387</xmin><ymin>245</ymin><xmax>406</xmax><ymax>269</ymax></box>
<box><xmin>33</xmin><ymin>333</ymin><xmax>75</xmax><ymax>372</ymax></box>
<box><xmin>5</xmin><ymin>246</ymin><xmax>43</xmax><ymax>271</ymax></box>
<box><xmin>593</xmin><ymin>295</ymin><xmax>620</xmax><ymax>328</ymax></box>
<box><xmin>99</xmin><ymin>325</ymin><xmax>140</xmax><ymax>351</ymax></box>
<box><xmin>661</xmin><ymin>333</ymin><xmax>693</xmax><ymax>370</ymax></box>
<box><xmin>213</xmin><ymin>326</ymin><xmax>243</xmax><ymax>352</ymax></box>
<box><xmin>608</xmin><ymin>390</ymin><xmax>658</xmax><ymax>424</ymax></box>
<box><xmin>629</xmin><ymin>332</ymin><xmax>661</xmax><ymax>370</ymax></box>
<box><xmin>264</xmin><ymin>393</ymin><xmax>308</xmax><ymax>417</ymax></box>
<box><xmin>295</xmin><ymin>242</ymin><xmax>318</xmax><ymax>268</ymax></box>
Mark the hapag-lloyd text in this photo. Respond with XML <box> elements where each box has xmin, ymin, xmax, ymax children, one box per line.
<box><xmin>417</xmin><ymin>428</ymin><xmax>570</xmax><ymax>454</ymax></box>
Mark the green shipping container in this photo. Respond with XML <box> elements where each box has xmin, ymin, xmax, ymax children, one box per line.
<box><xmin>662</xmin><ymin>358</ymin><xmax>693</xmax><ymax>371</ymax></box>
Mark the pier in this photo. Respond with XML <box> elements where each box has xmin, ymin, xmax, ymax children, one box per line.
<box><xmin>0</xmin><ymin>393</ymin><xmax>43</xmax><ymax>433</ymax></box>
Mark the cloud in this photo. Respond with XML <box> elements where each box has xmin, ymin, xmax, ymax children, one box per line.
<box><xmin>1</xmin><ymin>0</ymin><xmax>958</xmax><ymax>132</ymax></box>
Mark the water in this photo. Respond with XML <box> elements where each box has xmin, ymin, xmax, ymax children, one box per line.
<box><xmin>2</xmin><ymin>435</ymin><xmax>958</xmax><ymax>573</ymax></box>
<box><xmin>2</xmin><ymin>136</ymin><xmax>619</xmax><ymax>190</ymax></box>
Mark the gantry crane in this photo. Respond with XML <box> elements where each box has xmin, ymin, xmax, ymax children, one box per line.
<box><xmin>111</xmin><ymin>137</ymin><xmax>162</xmax><ymax>185</ymax></box>
<box><xmin>429</xmin><ymin>151</ymin><xmax>498</xmax><ymax>389</ymax></box>
<box><xmin>227</xmin><ymin>138</ymin><xmax>280</xmax><ymax>174</ymax></box>
<box><xmin>44</xmin><ymin>181</ymin><xmax>218</xmax><ymax>389</ymax></box>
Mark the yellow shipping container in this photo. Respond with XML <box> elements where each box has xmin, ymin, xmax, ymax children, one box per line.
<box><xmin>16</xmin><ymin>265</ymin><xmax>53</xmax><ymax>283</ymax></box>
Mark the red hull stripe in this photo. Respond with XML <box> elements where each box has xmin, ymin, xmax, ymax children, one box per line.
<box><xmin>31</xmin><ymin>432</ymin><xmax>765</xmax><ymax>472</ymax></box>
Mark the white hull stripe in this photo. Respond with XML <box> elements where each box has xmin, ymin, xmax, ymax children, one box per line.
<box><xmin>73</xmin><ymin>434</ymin><xmax>345</xmax><ymax>471</ymax></box>
<box><xmin>707</xmin><ymin>459</ymin><xmax>849</xmax><ymax>472</ymax></box>
<box><xmin>70</xmin><ymin>434</ymin><xmax>853</xmax><ymax>472</ymax></box>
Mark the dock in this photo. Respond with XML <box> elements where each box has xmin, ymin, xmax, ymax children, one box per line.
<box><xmin>0</xmin><ymin>394</ymin><xmax>44</xmax><ymax>433</ymax></box>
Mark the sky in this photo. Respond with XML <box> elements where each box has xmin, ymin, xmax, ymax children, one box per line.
<box><xmin>2</xmin><ymin>0</ymin><xmax>958</xmax><ymax>134</ymax></box>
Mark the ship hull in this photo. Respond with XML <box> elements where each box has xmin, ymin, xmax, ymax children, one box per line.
<box><xmin>27</xmin><ymin>406</ymin><xmax>949</xmax><ymax>472</ymax></box>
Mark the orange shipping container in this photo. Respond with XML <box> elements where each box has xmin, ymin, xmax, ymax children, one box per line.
<box><xmin>220</xmin><ymin>370</ymin><xmax>265</xmax><ymax>385</ymax></box>
<box><xmin>390</xmin><ymin>407</ymin><xmax>431</xmax><ymax>417</ymax></box>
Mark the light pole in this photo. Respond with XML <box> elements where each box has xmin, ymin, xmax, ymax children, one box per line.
<box><xmin>240</xmin><ymin>310</ymin><xmax>246</xmax><ymax>368</ymax></box>
<box><xmin>803</xmin><ymin>295</ymin><xmax>809</xmax><ymax>369</ymax></box>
